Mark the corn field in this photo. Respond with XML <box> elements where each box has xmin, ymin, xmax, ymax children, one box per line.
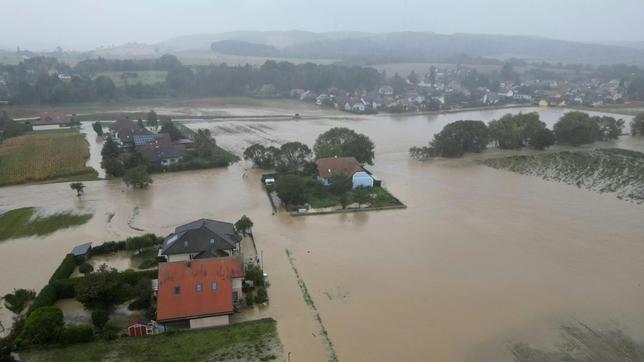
<box><xmin>0</xmin><ymin>132</ymin><xmax>97</xmax><ymax>186</ymax></box>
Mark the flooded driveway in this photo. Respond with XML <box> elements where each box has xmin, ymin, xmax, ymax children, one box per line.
<box><xmin>1</xmin><ymin>106</ymin><xmax>643</xmax><ymax>361</ymax></box>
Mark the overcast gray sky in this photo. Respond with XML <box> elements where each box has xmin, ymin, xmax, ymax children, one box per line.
<box><xmin>2</xmin><ymin>0</ymin><xmax>643</xmax><ymax>50</ymax></box>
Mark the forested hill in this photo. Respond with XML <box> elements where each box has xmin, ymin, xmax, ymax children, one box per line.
<box><xmin>205</xmin><ymin>31</ymin><xmax>644</xmax><ymax>65</ymax></box>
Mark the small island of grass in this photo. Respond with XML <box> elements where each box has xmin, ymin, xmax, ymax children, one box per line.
<box><xmin>0</xmin><ymin>207</ymin><xmax>93</xmax><ymax>241</ymax></box>
<box><xmin>245</xmin><ymin>127</ymin><xmax>405</xmax><ymax>214</ymax></box>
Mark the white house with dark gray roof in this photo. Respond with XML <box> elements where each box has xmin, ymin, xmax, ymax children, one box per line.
<box><xmin>160</xmin><ymin>219</ymin><xmax>241</xmax><ymax>262</ymax></box>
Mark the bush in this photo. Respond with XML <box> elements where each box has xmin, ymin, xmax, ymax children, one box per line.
<box><xmin>20</xmin><ymin>306</ymin><xmax>64</xmax><ymax>345</ymax></box>
<box><xmin>49</xmin><ymin>254</ymin><xmax>77</xmax><ymax>282</ymax></box>
<box><xmin>59</xmin><ymin>325</ymin><xmax>94</xmax><ymax>345</ymax></box>
<box><xmin>51</xmin><ymin>279</ymin><xmax>76</xmax><ymax>299</ymax></box>
<box><xmin>27</xmin><ymin>285</ymin><xmax>57</xmax><ymax>316</ymax></box>
<box><xmin>3</xmin><ymin>289</ymin><xmax>36</xmax><ymax>314</ymax></box>
<box><xmin>90</xmin><ymin>241</ymin><xmax>125</xmax><ymax>256</ymax></box>
<box><xmin>125</xmin><ymin>234</ymin><xmax>162</xmax><ymax>252</ymax></box>
<box><xmin>245</xmin><ymin>292</ymin><xmax>255</xmax><ymax>307</ymax></box>
<box><xmin>245</xmin><ymin>264</ymin><xmax>264</xmax><ymax>288</ymax></box>
<box><xmin>79</xmin><ymin>262</ymin><xmax>94</xmax><ymax>275</ymax></box>
<box><xmin>127</xmin><ymin>278</ymin><xmax>152</xmax><ymax>310</ymax></box>
<box><xmin>91</xmin><ymin>309</ymin><xmax>109</xmax><ymax>330</ymax></box>
<box><xmin>75</xmin><ymin>265</ymin><xmax>125</xmax><ymax>309</ymax></box>
<box><xmin>529</xmin><ymin>128</ymin><xmax>556</xmax><ymax>150</ymax></box>
<box><xmin>99</xmin><ymin>323</ymin><xmax>120</xmax><ymax>340</ymax></box>
<box><xmin>255</xmin><ymin>287</ymin><xmax>268</xmax><ymax>304</ymax></box>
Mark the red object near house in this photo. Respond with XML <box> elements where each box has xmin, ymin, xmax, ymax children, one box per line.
<box><xmin>128</xmin><ymin>320</ymin><xmax>150</xmax><ymax>337</ymax></box>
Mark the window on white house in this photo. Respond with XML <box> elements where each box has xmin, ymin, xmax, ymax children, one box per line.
<box><xmin>233</xmin><ymin>291</ymin><xmax>239</xmax><ymax>302</ymax></box>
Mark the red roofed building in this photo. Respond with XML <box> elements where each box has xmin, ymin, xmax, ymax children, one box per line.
<box><xmin>29</xmin><ymin>112</ymin><xmax>72</xmax><ymax>130</ymax></box>
<box><xmin>316</xmin><ymin>157</ymin><xmax>374</xmax><ymax>189</ymax></box>
<box><xmin>156</xmin><ymin>256</ymin><xmax>244</xmax><ymax>329</ymax></box>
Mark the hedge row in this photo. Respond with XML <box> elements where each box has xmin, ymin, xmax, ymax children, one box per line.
<box><xmin>90</xmin><ymin>241</ymin><xmax>126</xmax><ymax>256</ymax></box>
<box><xmin>28</xmin><ymin>254</ymin><xmax>79</xmax><ymax>316</ymax></box>
<box><xmin>49</xmin><ymin>254</ymin><xmax>78</xmax><ymax>283</ymax></box>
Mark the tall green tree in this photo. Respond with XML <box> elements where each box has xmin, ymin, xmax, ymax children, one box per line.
<box><xmin>92</xmin><ymin>121</ymin><xmax>103</xmax><ymax>136</ymax></box>
<box><xmin>194</xmin><ymin>129</ymin><xmax>215</xmax><ymax>158</ymax></box>
<box><xmin>553</xmin><ymin>112</ymin><xmax>600</xmax><ymax>146</ymax></box>
<box><xmin>528</xmin><ymin>128</ymin><xmax>556</xmax><ymax>150</ymax></box>
<box><xmin>235</xmin><ymin>215</ymin><xmax>254</xmax><ymax>235</ymax></box>
<box><xmin>275</xmin><ymin>175</ymin><xmax>306</xmax><ymax>208</ymax></box>
<box><xmin>146</xmin><ymin>110</ymin><xmax>158</xmax><ymax>128</ymax></box>
<box><xmin>123</xmin><ymin>166</ymin><xmax>152</xmax><ymax>189</ymax></box>
<box><xmin>630</xmin><ymin>113</ymin><xmax>644</xmax><ymax>136</ymax></box>
<box><xmin>75</xmin><ymin>264</ymin><xmax>124</xmax><ymax>309</ymax></box>
<box><xmin>429</xmin><ymin>120</ymin><xmax>489</xmax><ymax>157</ymax></box>
<box><xmin>279</xmin><ymin>142</ymin><xmax>312</xmax><ymax>171</ymax></box>
<box><xmin>159</xmin><ymin>120</ymin><xmax>183</xmax><ymax>141</ymax></box>
<box><xmin>70</xmin><ymin>182</ymin><xmax>85</xmax><ymax>197</ymax></box>
<box><xmin>594</xmin><ymin>116</ymin><xmax>624</xmax><ymax>140</ymax></box>
<box><xmin>243</xmin><ymin>144</ymin><xmax>281</xmax><ymax>169</ymax></box>
<box><xmin>314</xmin><ymin>128</ymin><xmax>375</xmax><ymax>165</ymax></box>
<box><xmin>3</xmin><ymin>289</ymin><xmax>36</xmax><ymax>314</ymax></box>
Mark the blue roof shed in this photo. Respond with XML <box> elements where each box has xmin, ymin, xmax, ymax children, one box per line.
<box><xmin>71</xmin><ymin>242</ymin><xmax>92</xmax><ymax>257</ymax></box>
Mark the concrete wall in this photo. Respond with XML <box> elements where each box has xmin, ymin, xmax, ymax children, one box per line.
<box><xmin>189</xmin><ymin>315</ymin><xmax>229</xmax><ymax>329</ymax></box>
<box><xmin>352</xmin><ymin>171</ymin><xmax>374</xmax><ymax>189</ymax></box>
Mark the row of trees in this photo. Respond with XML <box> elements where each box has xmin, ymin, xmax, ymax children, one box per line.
<box><xmin>101</xmin><ymin>137</ymin><xmax>153</xmax><ymax>188</ymax></box>
<box><xmin>410</xmin><ymin>111</ymin><xmax>630</xmax><ymax>159</ymax></box>
<box><xmin>243</xmin><ymin>142</ymin><xmax>313</xmax><ymax>172</ymax></box>
<box><xmin>0</xmin><ymin>111</ymin><xmax>32</xmax><ymax>139</ymax></box>
<box><xmin>244</xmin><ymin>127</ymin><xmax>376</xmax><ymax>171</ymax></box>
<box><xmin>0</xmin><ymin>55</ymin><xmax>384</xmax><ymax>105</ymax></box>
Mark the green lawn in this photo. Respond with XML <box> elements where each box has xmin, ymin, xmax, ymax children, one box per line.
<box><xmin>20</xmin><ymin>318</ymin><xmax>281</xmax><ymax>362</ymax></box>
<box><xmin>300</xmin><ymin>176</ymin><xmax>404</xmax><ymax>210</ymax></box>
<box><xmin>0</xmin><ymin>207</ymin><xmax>93</xmax><ymax>242</ymax></box>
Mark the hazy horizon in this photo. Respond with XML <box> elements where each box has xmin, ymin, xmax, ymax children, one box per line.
<box><xmin>2</xmin><ymin>0</ymin><xmax>643</xmax><ymax>51</ymax></box>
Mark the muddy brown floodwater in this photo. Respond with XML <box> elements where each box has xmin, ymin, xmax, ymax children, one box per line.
<box><xmin>1</xmin><ymin>105</ymin><xmax>643</xmax><ymax>361</ymax></box>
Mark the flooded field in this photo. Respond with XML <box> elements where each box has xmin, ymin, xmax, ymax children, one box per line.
<box><xmin>1</xmin><ymin>104</ymin><xmax>643</xmax><ymax>361</ymax></box>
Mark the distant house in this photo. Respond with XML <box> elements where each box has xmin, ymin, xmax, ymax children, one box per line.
<box><xmin>139</xmin><ymin>146</ymin><xmax>185</xmax><ymax>167</ymax></box>
<box><xmin>160</xmin><ymin>219</ymin><xmax>241</xmax><ymax>262</ymax></box>
<box><xmin>316</xmin><ymin>157</ymin><xmax>374</xmax><ymax>189</ymax></box>
<box><xmin>156</xmin><ymin>257</ymin><xmax>244</xmax><ymax>329</ymax></box>
<box><xmin>135</xmin><ymin>133</ymin><xmax>185</xmax><ymax>167</ymax></box>
<box><xmin>378</xmin><ymin>85</ymin><xmax>394</xmax><ymax>96</ymax></box>
<box><xmin>29</xmin><ymin>112</ymin><xmax>72</xmax><ymax>131</ymax></box>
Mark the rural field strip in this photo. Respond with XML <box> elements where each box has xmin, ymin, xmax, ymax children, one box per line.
<box><xmin>285</xmin><ymin>248</ymin><xmax>339</xmax><ymax>362</ymax></box>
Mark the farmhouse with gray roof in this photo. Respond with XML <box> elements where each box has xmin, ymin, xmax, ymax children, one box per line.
<box><xmin>160</xmin><ymin>219</ymin><xmax>241</xmax><ymax>262</ymax></box>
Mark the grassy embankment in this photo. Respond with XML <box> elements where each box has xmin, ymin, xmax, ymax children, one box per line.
<box><xmin>20</xmin><ymin>318</ymin><xmax>281</xmax><ymax>362</ymax></box>
<box><xmin>170</xmin><ymin>122</ymin><xmax>240</xmax><ymax>170</ymax></box>
<box><xmin>0</xmin><ymin>129</ymin><xmax>98</xmax><ymax>186</ymax></box>
<box><xmin>0</xmin><ymin>207</ymin><xmax>93</xmax><ymax>242</ymax></box>
<box><xmin>481</xmin><ymin>148</ymin><xmax>644</xmax><ymax>203</ymax></box>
